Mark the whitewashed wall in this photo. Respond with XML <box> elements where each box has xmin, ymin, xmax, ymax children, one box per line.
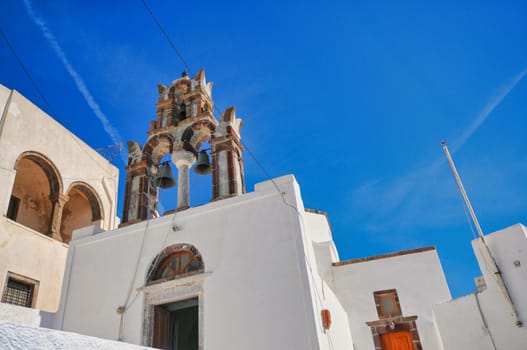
<box><xmin>434</xmin><ymin>224</ymin><xmax>527</xmax><ymax>350</ymax></box>
<box><xmin>333</xmin><ymin>248</ymin><xmax>451</xmax><ymax>350</ymax></box>
<box><xmin>301</xmin><ymin>210</ymin><xmax>354</xmax><ymax>350</ymax></box>
<box><xmin>0</xmin><ymin>84</ymin><xmax>119</xmax><ymax>312</ymax></box>
<box><xmin>0</xmin><ymin>321</ymin><xmax>152</xmax><ymax>350</ymax></box>
<box><xmin>433</xmin><ymin>293</ymin><xmax>494</xmax><ymax>350</ymax></box>
<box><xmin>0</xmin><ymin>301</ymin><xmax>54</xmax><ymax>328</ymax></box>
<box><xmin>55</xmin><ymin>175</ymin><xmax>351</xmax><ymax>349</ymax></box>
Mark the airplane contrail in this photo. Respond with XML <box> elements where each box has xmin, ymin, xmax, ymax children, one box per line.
<box><xmin>23</xmin><ymin>0</ymin><xmax>124</xmax><ymax>154</ymax></box>
<box><xmin>452</xmin><ymin>66</ymin><xmax>527</xmax><ymax>153</ymax></box>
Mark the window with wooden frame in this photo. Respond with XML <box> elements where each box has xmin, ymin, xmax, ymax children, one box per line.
<box><xmin>156</xmin><ymin>250</ymin><xmax>202</xmax><ymax>280</ymax></box>
<box><xmin>1</xmin><ymin>272</ymin><xmax>39</xmax><ymax>308</ymax></box>
<box><xmin>374</xmin><ymin>289</ymin><xmax>401</xmax><ymax>318</ymax></box>
<box><xmin>148</xmin><ymin>244</ymin><xmax>204</xmax><ymax>284</ymax></box>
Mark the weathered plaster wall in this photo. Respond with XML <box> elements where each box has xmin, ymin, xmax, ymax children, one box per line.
<box><xmin>333</xmin><ymin>249</ymin><xmax>451</xmax><ymax>350</ymax></box>
<box><xmin>0</xmin><ymin>84</ymin><xmax>119</xmax><ymax>312</ymax></box>
<box><xmin>55</xmin><ymin>176</ymin><xmax>346</xmax><ymax>349</ymax></box>
<box><xmin>9</xmin><ymin>157</ymin><xmax>53</xmax><ymax>233</ymax></box>
<box><xmin>0</xmin><ymin>217</ymin><xmax>68</xmax><ymax>311</ymax></box>
<box><xmin>60</xmin><ymin>188</ymin><xmax>95</xmax><ymax>243</ymax></box>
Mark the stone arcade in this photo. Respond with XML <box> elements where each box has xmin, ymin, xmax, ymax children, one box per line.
<box><xmin>0</xmin><ymin>84</ymin><xmax>119</xmax><ymax>313</ymax></box>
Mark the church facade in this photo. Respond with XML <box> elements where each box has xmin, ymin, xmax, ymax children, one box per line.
<box><xmin>48</xmin><ymin>71</ymin><xmax>455</xmax><ymax>349</ymax></box>
<box><xmin>1</xmin><ymin>71</ymin><xmax>526</xmax><ymax>350</ymax></box>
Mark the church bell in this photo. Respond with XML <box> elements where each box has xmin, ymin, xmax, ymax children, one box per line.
<box><xmin>153</xmin><ymin>161</ymin><xmax>176</xmax><ymax>189</ymax></box>
<box><xmin>194</xmin><ymin>150</ymin><xmax>212</xmax><ymax>175</ymax></box>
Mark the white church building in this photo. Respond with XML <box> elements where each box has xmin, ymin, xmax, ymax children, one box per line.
<box><xmin>1</xmin><ymin>71</ymin><xmax>526</xmax><ymax>350</ymax></box>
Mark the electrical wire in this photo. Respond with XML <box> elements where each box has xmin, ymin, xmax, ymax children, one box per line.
<box><xmin>451</xmin><ymin>166</ymin><xmax>497</xmax><ymax>274</ymax></box>
<box><xmin>137</xmin><ymin>0</ymin><xmax>288</xmax><ymax>203</ymax></box>
<box><xmin>117</xmin><ymin>211</ymin><xmax>175</xmax><ymax>341</ymax></box>
<box><xmin>0</xmin><ymin>24</ymin><xmax>54</xmax><ymax>113</ymax></box>
<box><xmin>462</xmin><ymin>198</ymin><xmax>478</xmax><ymax>239</ymax></box>
<box><xmin>121</xmin><ymin>218</ymin><xmax>151</xmax><ymax>308</ymax></box>
<box><xmin>5</xmin><ymin>1</ymin><xmax>338</xmax><ymax>343</ymax></box>
<box><xmin>140</xmin><ymin>3</ymin><xmax>337</xmax><ymax>346</ymax></box>
<box><xmin>135</xmin><ymin>5</ymin><xmax>323</xmax><ymax>330</ymax></box>
<box><xmin>474</xmin><ymin>287</ymin><xmax>498</xmax><ymax>350</ymax></box>
<box><xmin>3</xmin><ymin>1</ymin><xmax>332</xmax><ymax>346</ymax></box>
<box><xmin>139</xmin><ymin>0</ymin><xmax>194</xmax><ymax>76</ymax></box>
<box><xmin>117</xmin><ymin>211</ymin><xmax>151</xmax><ymax>341</ymax></box>
<box><xmin>1</xmin><ymin>19</ymin><xmax>125</xmax><ymax>172</ymax></box>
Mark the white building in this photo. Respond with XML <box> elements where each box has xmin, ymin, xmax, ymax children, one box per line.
<box><xmin>332</xmin><ymin>247</ymin><xmax>451</xmax><ymax>350</ymax></box>
<box><xmin>1</xmin><ymin>72</ymin><xmax>525</xmax><ymax>350</ymax></box>
<box><xmin>54</xmin><ymin>173</ymin><xmax>454</xmax><ymax>350</ymax></box>
<box><xmin>0</xmin><ymin>84</ymin><xmax>119</xmax><ymax>312</ymax></box>
<box><xmin>54</xmin><ymin>175</ymin><xmax>351</xmax><ymax>349</ymax></box>
<box><xmin>49</xmin><ymin>71</ymin><xmax>452</xmax><ymax>350</ymax></box>
<box><xmin>434</xmin><ymin>223</ymin><xmax>527</xmax><ymax>350</ymax></box>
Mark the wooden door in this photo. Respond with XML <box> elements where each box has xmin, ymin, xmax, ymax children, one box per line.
<box><xmin>381</xmin><ymin>331</ymin><xmax>415</xmax><ymax>350</ymax></box>
<box><xmin>153</xmin><ymin>306</ymin><xmax>171</xmax><ymax>349</ymax></box>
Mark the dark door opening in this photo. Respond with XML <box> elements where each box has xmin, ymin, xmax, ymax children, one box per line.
<box><xmin>153</xmin><ymin>298</ymin><xmax>199</xmax><ymax>350</ymax></box>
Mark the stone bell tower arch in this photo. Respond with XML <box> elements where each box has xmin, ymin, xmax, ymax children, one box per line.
<box><xmin>121</xmin><ymin>69</ymin><xmax>245</xmax><ymax>226</ymax></box>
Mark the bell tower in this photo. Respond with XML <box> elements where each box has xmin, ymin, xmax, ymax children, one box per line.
<box><xmin>121</xmin><ymin>69</ymin><xmax>245</xmax><ymax>226</ymax></box>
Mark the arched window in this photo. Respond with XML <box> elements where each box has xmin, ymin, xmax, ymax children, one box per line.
<box><xmin>156</xmin><ymin>250</ymin><xmax>201</xmax><ymax>279</ymax></box>
<box><xmin>60</xmin><ymin>183</ymin><xmax>103</xmax><ymax>244</ymax></box>
<box><xmin>147</xmin><ymin>244</ymin><xmax>204</xmax><ymax>284</ymax></box>
<box><xmin>8</xmin><ymin>152</ymin><xmax>62</xmax><ymax>236</ymax></box>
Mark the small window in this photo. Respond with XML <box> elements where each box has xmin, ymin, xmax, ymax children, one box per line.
<box><xmin>374</xmin><ymin>289</ymin><xmax>401</xmax><ymax>318</ymax></box>
<box><xmin>7</xmin><ymin>196</ymin><xmax>20</xmax><ymax>221</ymax></box>
<box><xmin>2</xmin><ymin>272</ymin><xmax>39</xmax><ymax>308</ymax></box>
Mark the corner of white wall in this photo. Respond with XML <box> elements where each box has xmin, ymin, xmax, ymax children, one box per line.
<box><xmin>254</xmin><ymin>174</ymin><xmax>298</xmax><ymax>192</ymax></box>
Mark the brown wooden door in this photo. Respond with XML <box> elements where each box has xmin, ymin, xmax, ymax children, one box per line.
<box><xmin>381</xmin><ymin>331</ymin><xmax>415</xmax><ymax>350</ymax></box>
<box><xmin>153</xmin><ymin>306</ymin><xmax>171</xmax><ymax>349</ymax></box>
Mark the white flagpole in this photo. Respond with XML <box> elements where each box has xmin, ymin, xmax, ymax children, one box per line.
<box><xmin>441</xmin><ymin>140</ymin><xmax>522</xmax><ymax>327</ymax></box>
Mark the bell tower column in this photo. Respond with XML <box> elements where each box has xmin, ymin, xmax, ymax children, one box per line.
<box><xmin>172</xmin><ymin>143</ymin><xmax>196</xmax><ymax>211</ymax></box>
<box><xmin>211</xmin><ymin>106</ymin><xmax>245</xmax><ymax>200</ymax></box>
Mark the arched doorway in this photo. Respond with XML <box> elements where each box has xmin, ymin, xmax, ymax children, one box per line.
<box><xmin>144</xmin><ymin>244</ymin><xmax>204</xmax><ymax>350</ymax></box>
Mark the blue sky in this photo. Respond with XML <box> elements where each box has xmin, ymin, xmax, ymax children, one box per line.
<box><xmin>1</xmin><ymin>0</ymin><xmax>526</xmax><ymax>297</ymax></box>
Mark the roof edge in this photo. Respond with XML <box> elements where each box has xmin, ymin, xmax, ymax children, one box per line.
<box><xmin>332</xmin><ymin>246</ymin><xmax>436</xmax><ymax>267</ymax></box>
